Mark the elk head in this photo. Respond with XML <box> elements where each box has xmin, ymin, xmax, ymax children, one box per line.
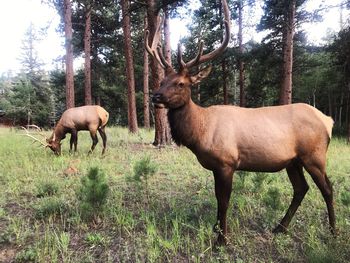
<box><xmin>21</xmin><ymin>125</ymin><xmax>62</xmax><ymax>155</ymax></box>
<box><xmin>46</xmin><ymin>134</ymin><xmax>62</xmax><ymax>155</ymax></box>
<box><xmin>145</xmin><ymin>0</ymin><xmax>231</xmax><ymax>109</ymax></box>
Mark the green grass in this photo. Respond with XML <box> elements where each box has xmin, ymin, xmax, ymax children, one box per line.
<box><xmin>0</xmin><ymin>126</ymin><xmax>350</xmax><ymax>262</ymax></box>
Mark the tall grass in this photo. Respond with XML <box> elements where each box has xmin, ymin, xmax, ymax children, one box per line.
<box><xmin>0</xmin><ymin>126</ymin><xmax>349</xmax><ymax>262</ymax></box>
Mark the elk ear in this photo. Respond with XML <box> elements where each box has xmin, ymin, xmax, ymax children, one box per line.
<box><xmin>190</xmin><ymin>66</ymin><xmax>212</xmax><ymax>84</ymax></box>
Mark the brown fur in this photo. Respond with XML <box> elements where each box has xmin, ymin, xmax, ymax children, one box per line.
<box><xmin>154</xmin><ymin>69</ymin><xmax>335</xmax><ymax>245</ymax></box>
<box><xmin>148</xmin><ymin>0</ymin><xmax>334</xmax><ymax>245</ymax></box>
<box><xmin>47</xmin><ymin>105</ymin><xmax>109</xmax><ymax>155</ymax></box>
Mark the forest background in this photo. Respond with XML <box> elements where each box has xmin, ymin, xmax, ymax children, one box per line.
<box><xmin>0</xmin><ymin>0</ymin><xmax>350</xmax><ymax>143</ymax></box>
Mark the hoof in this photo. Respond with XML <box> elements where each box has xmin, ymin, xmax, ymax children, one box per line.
<box><xmin>213</xmin><ymin>222</ymin><xmax>221</xmax><ymax>233</ymax></box>
<box><xmin>215</xmin><ymin>234</ymin><xmax>228</xmax><ymax>246</ymax></box>
<box><xmin>330</xmin><ymin>227</ymin><xmax>338</xmax><ymax>237</ymax></box>
<box><xmin>272</xmin><ymin>225</ymin><xmax>287</xmax><ymax>234</ymax></box>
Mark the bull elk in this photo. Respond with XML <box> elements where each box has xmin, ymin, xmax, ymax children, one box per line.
<box><xmin>23</xmin><ymin>105</ymin><xmax>109</xmax><ymax>155</ymax></box>
<box><xmin>146</xmin><ymin>0</ymin><xmax>335</xmax><ymax>245</ymax></box>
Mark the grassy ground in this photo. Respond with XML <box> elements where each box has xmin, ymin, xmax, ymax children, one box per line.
<box><xmin>0</xmin><ymin>126</ymin><xmax>350</xmax><ymax>262</ymax></box>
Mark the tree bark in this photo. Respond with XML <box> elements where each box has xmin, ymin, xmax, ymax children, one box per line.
<box><xmin>161</xmin><ymin>7</ymin><xmax>172</xmax><ymax>142</ymax></box>
<box><xmin>238</xmin><ymin>0</ymin><xmax>245</xmax><ymax>107</ymax></box>
<box><xmin>147</xmin><ymin>0</ymin><xmax>172</xmax><ymax>146</ymax></box>
<box><xmin>64</xmin><ymin>0</ymin><xmax>75</xmax><ymax>109</ymax></box>
<box><xmin>143</xmin><ymin>15</ymin><xmax>150</xmax><ymax>129</ymax></box>
<box><xmin>279</xmin><ymin>0</ymin><xmax>296</xmax><ymax>105</ymax></box>
<box><xmin>347</xmin><ymin>83</ymin><xmax>350</xmax><ymax>143</ymax></box>
<box><xmin>222</xmin><ymin>60</ymin><xmax>228</xmax><ymax>105</ymax></box>
<box><xmin>219</xmin><ymin>0</ymin><xmax>229</xmax><ymax>105</ymax></box>
<box><xmin>121</xmin><ymin>0</ymin><xmax>138</xmax><ymax>133</ymax></box>
<box><xmin>84</xmin><ymin>3</ymin><xmax>92</xmax><ymax>105</ymax></box>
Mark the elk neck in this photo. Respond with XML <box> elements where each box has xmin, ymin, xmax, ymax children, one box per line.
<box><xmin>52</xmin><ymin>122</ymin><xmax>66</xmax><ymax>142</ymax></box>
<box><xmin>168</xmin><ymin>99</ymin><xmax>206</xmax><ymax>150</ymax></box>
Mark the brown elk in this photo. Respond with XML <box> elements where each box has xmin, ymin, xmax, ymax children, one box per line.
<box><xmin>146</xmin><ymin>0</ymin><xmax>335</xmax><ymax>245</ymax></box>
<box><xmin>46</xmin><ymin>105</ymin><xmax>109</xmax><ymax>155</ymax></box>
<box><xmin>23</xmin><ymin>105</ymin><xmax>109</xmax><ymax>155</ymax></box>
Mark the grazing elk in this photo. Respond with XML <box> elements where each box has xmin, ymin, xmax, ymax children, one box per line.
<box><xmin>146</xmin><ymin>0</ymin><xmax>335</xmax><ymax>245</ymax></box>
<box><xmin>46</xmin><ymin>105</ymin><xmax>109</xmax><ymax>155</ymax></box>
<box><xmin>23</xmin><ymin>105</ymin><xmax>109</xmax><ymax>155</ymax></box>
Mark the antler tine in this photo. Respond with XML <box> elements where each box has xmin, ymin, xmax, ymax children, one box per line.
<box><xmin>157</xmin><ymin>46</ymin><xmax>172</xmax><ymax>68</ymax></box>
<box><xmin>184</xmin><ymin>0</ymin><xmax>231</xmax><ymax>69</ymax></box>
<box><xmin>26</xmin><ymin>124</ymin><xmax>41</xmax><ymax>131</ymax></box>
<box><xmin>26</xmin><ymin>124</ymin><xmax>48</xmax><ymax>140</ymax></box>
<box><xmin>185</xmin><ymin>40</ymin><xmax>204</xmax><ymax>69</ymax></box>
<box><xmin>21</xmin><ymin>126</ymin><xmax>48</xmax><ymax>147</ymax></box>
<box><xmin>144</xmin><ymin>15</ymin><xmax>173</xmax><ymax>69</ymax></box>
<box><xmin>177</xmin><ymin>43</ymin><xmax>187</xmax><ymax>70</ymax></box>
<box><xmin>145</xmin><ymin>30</ymin><xmax>165</xmax><ymax>68</ymax></box>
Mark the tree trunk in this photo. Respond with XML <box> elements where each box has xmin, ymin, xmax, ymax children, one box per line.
<box><xmin>161</xmin><ymin>7</ymin><xmax>172</xmax><ymax>142</ymax></box>
<box><xmin>222</xmin><ymin>60</ymin><xmax>228</xmax><ymax>104</ymax></box>
<box><xmin>64</xmin><ymin>0</ymin><xmax>75</xmax><ymax>109</ymax></box>
<box><xmin>347</xmin><ymin>82</ymin><xmax>350</xmax><ymax>143</ymax></box>
<box><xmin>143</xmin><ymin>15</ymin><xmax>150</xmax><ymax>129</ymax></box>
<box><xmin>219</xmin><ymin>1</ymin><xmax>229</xmax><ymax>105</ymax></box>
<box><xmin>238</xmin><ymin>0</ymin><xmax>245</xmax><ymax>107</ymax></box>
<box><xmin>147</xmin><ymin>0</ymin><xmax>172</xmax><ymax>146</ymax></box>
<box><xmin>84</xmin><ymin>4</ymin><xmax>92</xmax><ymax>105</ymax></box>
<box><xmin>121</xmin><ymin>0</ymin><xmax>138</xmax><ymax>133</ymax></box>
<box><xmin>279</xmin><ymin>0</ymin><xmax>296</xmax><ymax>105</ymax></box>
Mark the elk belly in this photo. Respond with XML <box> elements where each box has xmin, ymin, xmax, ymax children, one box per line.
<box><xmin>236</xmin><ymin>142</ymin><xmax>297</xmax><ymax>172</ymax></box>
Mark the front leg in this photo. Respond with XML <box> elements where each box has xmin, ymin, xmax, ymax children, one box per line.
<box><xmin>213</xmin><ymin>166</ymin><xmax>234</xmax><ymax>245</ymax></box>
<box><xmin>70</xmin><ymin>130</ymin><xmax>77</xmax><ymax>153</ymax></box>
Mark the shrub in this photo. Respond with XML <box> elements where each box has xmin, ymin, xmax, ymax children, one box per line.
<box><xmin>34</xmin><ymin>197</ymin><xmax>67</xmax><ymax>219</ymax></box>
<box><xmin>36</xmin><ymin>180</ymin><xmax>59</xmax><ymax>197</ymax></box>
<box><xmin>85</xmin><ymin>232</ymin><xmax>105</xmax><ymax>247</ymax></box>
<box><xmin>252</xmin><ymin>172</ymin><xmax>268</xmax><ymax>191</ymax></box>
<box><xmin>133</xmin><ymin>155</ymin><xmax>157</xmax><ymax>183</ymax></box>
<box><xmin>15</xmin><ymin>246</ymin><xmax>37</xmax><ymax>262</ymax></box>
<box><xmin>234</xmin><ymin>171</ymin><xmax>248</xmax><ymax>192</ymax></box>
<box><xmin>263</xmin><ymin>187</ymin><xmax>282</xmax><ymax>210</ymax></box>
<box><xmin>340</xmin><ymin>190</ymin><xmax>350</xmax><ymax>207</ymax></box>
<box><xmin>77</xmin><ymin>167</ymin><xmax>109</xmax><ymax>222</ymax></box>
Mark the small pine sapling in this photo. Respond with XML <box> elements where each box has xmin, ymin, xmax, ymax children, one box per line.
<box><xmin>77</xmin><ymin>167</ymin><xmax>109</xmax><ymax>222</ymax></box>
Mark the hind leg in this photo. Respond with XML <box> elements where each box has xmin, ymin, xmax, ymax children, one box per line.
<box><xmin>98</xmin><ymin>126</ymin><xmax>107</xmax><ymax>155</ymax></box>
<box><xmin>89</xmin><ymin>130</ymin><xmax>99</xmax><ymax>154</ymax></box>
<box><xmin>302</xmin><ymin>155</ymin><xmax>335</xmax><ymax>234</ymax></box>
<box><xmin>273</xmin><ymin>160</ymin><xmax>309</xmax><ymax>233</ymax></box>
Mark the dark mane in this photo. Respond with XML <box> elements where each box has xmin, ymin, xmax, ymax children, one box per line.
<box><xmin>168</xmin><ymin>109</ymin><xmax>184</xmax><ymax>146</ymax></box>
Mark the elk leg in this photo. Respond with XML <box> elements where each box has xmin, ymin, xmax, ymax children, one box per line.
<box><xmin>89</xmin><ymin>130</ymin><xmax>98</xmax><ymax>154</ymax></box>
<box><xmin>213</xmin><ymin>166</ymin><xmax>233</xmax><ymax>245</ymax></box>
<box><xmin>302</xmin><ymin>157</ymin><xmax>335</xmax><ymax>234</ymax></box>
<box><xmin>98</xmin><ymin>127</ymin><xmax>107</xmax><ymax>155</ymax></box>
<box><xmin>74</xmin><ymin>132</ymin><xmax>78</xmax><ymax>152</ymax></box>
<box><xmin>70</xmin><ymin>130</ymin><xmax>78</xmax><ymax>153</ymax></box>
<box><xmin>273</xmin><ymin>160</ymin><xmax>309</xmax><ymax>233</ymax></box>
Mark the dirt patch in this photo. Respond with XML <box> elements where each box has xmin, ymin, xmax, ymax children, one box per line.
<box><xmin>0</xmin><ymin>245</ymin><xmax>16</xmax><ymax>263</ymax></box>
<box><xmin>63</xmin><ymin>166</ymin><xmax>79</xmax><ymax>176</ymax></box>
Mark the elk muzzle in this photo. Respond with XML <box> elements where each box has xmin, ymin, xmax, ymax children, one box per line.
<box><xmin>152</xmin><ymin>93</ymin><xmax>166</xmax><ymax>109</ymax></box>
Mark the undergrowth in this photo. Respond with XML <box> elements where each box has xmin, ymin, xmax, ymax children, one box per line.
<box><xmin>0</xmin><ymin>127</ymin><xmax>349</xmax><ymax>262</ymax></box>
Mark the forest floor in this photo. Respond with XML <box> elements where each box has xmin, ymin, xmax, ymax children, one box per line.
<box><xmin>0</xmin><ymin>126</ymin><xmax>350</xmax><ymax>262</ymax></box>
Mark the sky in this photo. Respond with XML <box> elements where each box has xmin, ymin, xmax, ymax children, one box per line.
<box><xmin>0</xmin><ymin>0</ymin><xmax>63</xmax><ymax>74</ymax></box>
<box><xmin>0</xmin><ymin>0</ymin><xmax>348</xmax><ymax>74</ymax></box>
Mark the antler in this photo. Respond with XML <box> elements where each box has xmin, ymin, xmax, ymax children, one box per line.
<box><xmin>144</xmin><ymin>15</ymin><xmax>172</xmax><ymax>69</ymax></box>
<box><xmin>21</xmin><ymin>126</ymin><xmax>48</xmax><ymax>147</ymax></box>
<box><xmin>179</xmin><ymin>0</ymin><xmax>231</xmax><ymax>70</ymax></box>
